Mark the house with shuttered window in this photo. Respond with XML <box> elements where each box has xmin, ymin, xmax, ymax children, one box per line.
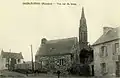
<box><xmin>0</xmin><ymin>50</ymin><xmax>24</xmax><ymax>70</ymax></box>
<box><xmin>93</xmin><ymin>26</ymin><xmax>120</xmax><ymax>77</ymax></box>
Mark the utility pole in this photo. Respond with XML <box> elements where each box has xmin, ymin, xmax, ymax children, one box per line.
<box><xmin>30</xmin><ymin>45</ymin><xmax>34</xmax><ymax>73</ymax></box>
<box><xmin>8</xmin><ymin>49</ymin><xmax>11</xmax><ymax>70</ymax></box>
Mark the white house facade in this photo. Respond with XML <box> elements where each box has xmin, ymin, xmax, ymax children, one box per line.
<box><xmin>0</xmin><ymin>50</ymin><xmax>24</xmax><ymax>70</ymax></box>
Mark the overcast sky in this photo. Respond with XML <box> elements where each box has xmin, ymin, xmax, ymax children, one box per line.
<box><xmin>0</xmin><ymin>0</ymin><xmax>120</xmax><ymax>61</ymax></box>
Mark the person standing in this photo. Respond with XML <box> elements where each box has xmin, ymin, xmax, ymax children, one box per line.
<box><xmin>57</xmin><ymin>70</ymin><xmax>60</xmax><ymax>78</ymax></box>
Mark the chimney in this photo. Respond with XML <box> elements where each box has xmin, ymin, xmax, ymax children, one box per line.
<box><xmin>41</xmin><ymin>38</ymin><xmax>47</xmax><ymax>45</ymax></box>
<box><xmin>103</xmin><ymin>27</ymin><xmax>114</xmax><ymax>34</ymax></box>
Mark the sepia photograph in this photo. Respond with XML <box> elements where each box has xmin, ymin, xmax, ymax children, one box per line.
<box><xmin>0</xmin><ymin>0</ymin><xmax>120</xmax><ymax>78</ymax></box>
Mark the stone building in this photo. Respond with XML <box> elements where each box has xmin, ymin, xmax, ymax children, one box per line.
<box><xmin>35</xmin><ymin>37</ymin><xmax>79</xmax><ymax>74</ymax></box>
<box><xmin>0</xmin><ymin>50</ymin><xmax>24</xmax><ymax>70</ymax></box>
<box><xmin>35</xmin><ymin>7</ymin><xmax>94</xmax><ymax>76</ymax></box>
<box><xmin>93</xmin><ymin>27</ymin><xmax>120</xmax><ymax>77</ymax></box>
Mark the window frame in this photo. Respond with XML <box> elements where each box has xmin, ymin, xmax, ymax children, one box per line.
<box><xmin>59</xmin><ymin>59</ymin><xmax>64</xmax><ymax>66</ymax></box>
<box><xmin>18</xmin><ymin>59</ymin><xmax>21</xmax><ymax>63</ymax></box>
<box><xmin>100</xmin><ymin>63</ymin><xmax>107</xmax><ymax>74</ymax></box>
<box><xmin>100</xmin><ymin>46</ymin><xmax>108</xmax><ymax>57</ymax></box>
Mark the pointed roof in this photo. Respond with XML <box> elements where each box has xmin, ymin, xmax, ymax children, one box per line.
<box><xmin>81</xmin><ymin>7</ymin><xmax>85</xmax><ymax>18</ymax></box>
<box><xmin>80</xmin><ymin>7</ymin><xmax>87</xmax><ymax>27</ymax></box>
<box><xmin>1</xmin><ymin>51</ymin><xmax>23</xmax><ymax>59</ymax></box>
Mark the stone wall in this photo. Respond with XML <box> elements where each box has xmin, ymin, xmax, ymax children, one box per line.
<box><xmin>36</xmin><ymin>54</ymin><xmax>72</xmax><ymax>74</ymax></box>
<box><xmin>93</xmin><ymin>40</ymin><xmax>120</xmax><ymax>77</ymax></box>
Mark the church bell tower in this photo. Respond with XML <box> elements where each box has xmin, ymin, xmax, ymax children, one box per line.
<box><xmin>79</xmin><ymin>7</ymin><xmax>88</xmax><ymax>49</ymax></box>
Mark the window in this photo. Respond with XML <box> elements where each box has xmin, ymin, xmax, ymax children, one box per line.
<box><xmin>100</xmin><ymin>63</ymin><xmax>107</xmax><ymax>75</ymax></box>
<box><xmin>18</xmin><ymin>59</ymin><xmax>21</xmax><ymax>63</ymax></box>
<box><xmin>5</xmin><ymin>64</ymin><xmax>8</xmax><ymax>67</ymax></box>
<box><xmin>60</xmin><ymin>59</ymin><xmax>64</xmax><ymax>65</ymax></box>
<box><xmin>6</xmin><ymin>58</ymin><xmax>9</xmax><ymax>62</ymax></box>
<box><xmin>71</xmin><ymin>54</ymin><xmax>74</xmax><ymax>61</ymax></box>
<box><xmin>100</xmin><ymin>46</ymin><xmax>108</xmax><ymax>57</ymax></box>
<box><xmin>113</xmin><ymin>43</ymin><xmax>119</xmax><ymax>55</ymax></box>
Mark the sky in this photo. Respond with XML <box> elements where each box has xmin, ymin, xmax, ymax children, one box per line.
<box><xmin>0</xmin><ymin>0</ymin><xmax>120</xmax><ymax>61</ymax></box>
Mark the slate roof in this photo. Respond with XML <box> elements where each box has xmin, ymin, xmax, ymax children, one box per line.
<box><xmin>93</xmin><ymin>27</ymin><xmax>120</xmax><ymax>46</ymax></box>
<box><xmin>36</xmin><ymin>37</ymin><xmax>78</xmax><ymax>56</ymax></box>
<box><xmin>1</xmin><ymin>51</ymin><xmax>23</xmax><ymax>59</ymax></box>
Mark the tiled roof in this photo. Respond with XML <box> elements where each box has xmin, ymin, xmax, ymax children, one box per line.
<box><xmin>93</xmin><ymin>27</ymin><xmax>120</xmax><ymax>46</ymax></box>
<box><xmin>1</xmin><ymin>51</ymin><xmax>23</xmax><ymax>59</ymax></box>
<box><xmin>36</xmin><ymin>37</ymin><xmax>78</xmax><ymax>56</ymax></box>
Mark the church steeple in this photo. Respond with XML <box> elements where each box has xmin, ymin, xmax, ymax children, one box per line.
<box><xmin>79</xmin><ymin>7</ymin><xmax>88</xmax><ymax>49</ymax></box>
<box><xmin>81</xmin><ymin>7</ymin><xmax>85</xmax><ymax>18</ymax></box>
<box><xmin>80</xmin><ymin>7</ymin><xmax>87</xmax><ymax>27</ymax></box>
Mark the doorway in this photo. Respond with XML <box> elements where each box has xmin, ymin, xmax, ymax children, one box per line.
<box><xmin>116</xmin><ymin>61</ymin><xmax>120</xmax><ymax>77</ymax></box>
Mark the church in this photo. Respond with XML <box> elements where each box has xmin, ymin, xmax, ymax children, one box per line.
<box><xmin>35</xmin><ymin>7</ymin><xmax>94</xmax><ymax>76</ymax></box>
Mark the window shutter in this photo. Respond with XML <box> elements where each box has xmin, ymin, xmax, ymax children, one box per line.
<box><xmin>99</xmin><ymin>47</ymin><xmax>102</xmax><ymax>57</ymax></box>
<box><xmin>112</xmin><ymin>44</ymin><xmax>115</xmax><ymax>55</ymax></box>
<box><xmin>116</xmin><ymin>48</ymin><xmax>118</xmax><ymax>53</ymax></box>
<box><xmin>106</xmin><ymin>63</ymin><xmax>108</xmax><ymax>73</ymax></box>
<box><xmin>105</xmin><ymin>46</ymin><xmax>108</xmax><ymax>56</ymax></box>
<box><xmin>118</xmin><ymin>55</ymin><xmax>120</xmax><ymax>61</ymax></box>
